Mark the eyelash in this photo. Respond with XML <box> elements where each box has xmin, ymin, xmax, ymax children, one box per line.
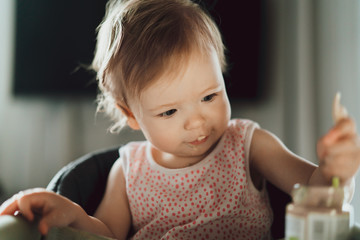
<box><xmin>158</xmin><ymin>93</ymin><xmax>218</xmax><ymax>118</ymax></box>
<box><xmin>202</xmin><ymin>93</ymin><xmax>218</xmax><ymax>102</ymax></box>
<box><xmin>159</xmin><ymin>109</ymin><xmax>177</xmax><ymax>117</ymax></box>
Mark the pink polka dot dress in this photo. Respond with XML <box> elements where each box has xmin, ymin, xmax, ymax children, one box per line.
<box><xmin>119</xmin><ymin>119</ymin><xmax>273</xmax><ymax>239</ymax></box>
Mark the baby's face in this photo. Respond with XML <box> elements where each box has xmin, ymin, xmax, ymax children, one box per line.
<box><xmin>130</xmin><ymin>49</ymin><xmax>231</xmax><ymax>168</ymax></box>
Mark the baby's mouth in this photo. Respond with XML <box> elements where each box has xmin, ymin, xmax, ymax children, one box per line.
<box><xmin>189</xmin><ymin>135</ymin><xmax>208</xmax><ymax>145</ymax></box>
<box><xmin>197</xmin><ymin>136</ymin><xmax>206</xmax><ymax>141</ymax></box>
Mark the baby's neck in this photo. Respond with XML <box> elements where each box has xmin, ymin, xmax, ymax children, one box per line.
<box><xmin>151</xmin><ymin>148</ymin><xmax>208</xmax><ymax>169</ymax></box>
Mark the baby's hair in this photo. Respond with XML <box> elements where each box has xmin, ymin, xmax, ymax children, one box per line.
<box><xmin>92</xmin><ymin>0</ymin><xmax>226</xmax><ymax>133</ymax></box>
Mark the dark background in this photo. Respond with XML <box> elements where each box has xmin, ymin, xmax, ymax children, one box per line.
<box><xmin>13</xmin><ymin>0</ymin><xmax>266</xmax><ymax>101</ymax></box>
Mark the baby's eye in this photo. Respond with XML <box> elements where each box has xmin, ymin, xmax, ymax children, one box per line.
<box><xmin>202</xmin><ymin>93</ymin><xmax>217</xmax><ymax>102</ymax></box>
<box><xmin>159</xmin><ymin>109</ymin><xmax>177</xmax><ymax>117</ymax></box>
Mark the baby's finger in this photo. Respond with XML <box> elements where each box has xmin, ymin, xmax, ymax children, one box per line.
<box><xmin>321</xmin><ymin>151</ymin><xmax>360</xmax><ymax>181</ymax></box>
<box><xmin>38</xmin><ymin>211</ymin><xmax>64</xmax><ymax>236</ymax></box>
<box><xmin>0</xmin><ymin>196</ymin><xmax>20</xmax><ymax>215</ymax></box>
<box><xmin>324</xmin><ymin>138</ymin><xmax>360</xmax><ymax>157</ymax></box>
<box><xmin>317</xmin><ymin>132</ymin><xmax>356</xmax><ymax>160</ymax></box>
<box><xmin>1</xmin><ymin>189</ymin><xmax>48</xmax><ymax>219</ymax></box>
<box><xmin>17</xmin><ymin>193</ymin><xmax>37</xmax><ymax>221</ymax></box>
<box><xmin>323</xmin><ymin>118</ymin><xmax>357</xmax><ymax>145</ymax></box>
<box><xmin>38</xmin><ymin>218</ymin><xmax>50</xmax><ymax>235</ymax></box>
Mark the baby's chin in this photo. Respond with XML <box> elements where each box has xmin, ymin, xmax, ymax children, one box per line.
<box><xmin>185</xmin><ymin>141</ymin><xmax>217</xmax><ymax>158</ymax></box>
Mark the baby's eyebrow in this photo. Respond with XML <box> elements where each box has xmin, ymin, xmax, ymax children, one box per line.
<box><xmin>201</xmin><ymin>84</ymin><xmax>223</xmax><ymax>95</ymax></box>
<box><xmin>148</xmin><ymin>84</ymin><xmax>223</xmax><ymax>112</ymax></box>
<box><xmin>148</xmin><ymin>102</ymin><xmax>179</xmax><ymax>112</ymax></box>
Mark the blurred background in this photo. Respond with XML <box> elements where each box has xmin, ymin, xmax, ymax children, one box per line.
<box><xmin>0</xmin><ymin>0</ymin><xmax>359</xmax><ymax>224</ymax></box>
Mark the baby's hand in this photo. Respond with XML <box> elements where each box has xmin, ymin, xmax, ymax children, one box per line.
<box><xmin>317</xmin><ymin>93</ymin><xmax>360</xmax><ymax>184</ymax></box>
<box><xmin>0</xmin><ymin>188</ymin><xmax>80</xmax><ymax>235</ymax></box>
<box><xmin>317</xmin><ymin>118</ymin><xmax>360</xmax><ymax>183</ymax></box>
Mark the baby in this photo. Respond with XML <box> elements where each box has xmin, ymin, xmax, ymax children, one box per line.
<box><xmin>1</xmin><ymin>0</ymin><xmax>359</xmax><ymax>239</ymax></box>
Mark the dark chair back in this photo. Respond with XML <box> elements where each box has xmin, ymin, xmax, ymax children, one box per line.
<box><xmin>47</xmin><ymin>147</ymin><xmax>119</xmax><ymax>215</ymax></box>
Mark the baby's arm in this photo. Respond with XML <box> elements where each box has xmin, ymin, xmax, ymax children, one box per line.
<box><xmin>250</xmin><ymin>128</ymin><xmax>317</xmax><ymax>195</ymax></box>
<box><xmin>250</xmin><ymin>118</ymin><xmax>360</xmax><ymax>195</ymax></box>
<box><xmin>250</xmin><ymin>93</ymin><xmax>360</xmax><ymax>195</ymax></box>
<box><xmin>0</xmin><ymin>159</ymin><xmax>131</xmax><ymax>239</ymax></box>
<box><xmin>0</xmin><ymin>189</ymin><xmax>114</xmax><ymax>237</ymax></box>
<box><xmin>93</xmin><ymin>159</ymin><xmax>132</xmax><ymax>239</ymax></box>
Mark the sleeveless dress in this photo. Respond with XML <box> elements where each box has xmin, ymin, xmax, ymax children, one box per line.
<box><xmin>119</xmin><ymin>119</ymin><xmax>273</xmax><ymax>240</ymax></box>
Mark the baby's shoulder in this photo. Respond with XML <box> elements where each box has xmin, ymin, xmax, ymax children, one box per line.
<box><xmin>227</xmin><ymin>118</ymin><xmax>260</xmax><ymax>137</ymax></box>
<box><xmin>119</xmin><ymin>141</ymin><xmax>148</xmax><ymax>157</ymax></box>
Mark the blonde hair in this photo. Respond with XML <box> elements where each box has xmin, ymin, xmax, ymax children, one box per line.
<box><xmin>92</xmin><ymin>0</ymin><xmax>226</xmax><ymax>133</ymax></box>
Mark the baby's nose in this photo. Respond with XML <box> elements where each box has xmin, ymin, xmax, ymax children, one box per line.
<box><xmin>184</xmin><ymin>113</ymin><xmax>206</xmax><ymax>130</ymax></box>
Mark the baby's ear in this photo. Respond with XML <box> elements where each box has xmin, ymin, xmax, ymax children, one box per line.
<box><xmin>127</xmin><ymin>118</ymin><xmax>140</xmax><ymax>130</ymax></box>
<box><xmin>116</xmin><ymin>103</ymin><xmax>141</xmax><ymax>130</ymax></box>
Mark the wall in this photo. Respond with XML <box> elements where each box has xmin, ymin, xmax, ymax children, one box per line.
<box><xmin>0</xmin><ymin>0</ymin><xmax>145</xmax><ymax>197</ymax></box>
